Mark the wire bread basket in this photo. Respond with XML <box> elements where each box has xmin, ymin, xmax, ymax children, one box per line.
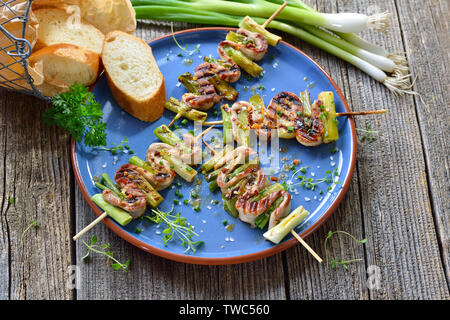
<box><xmin>0</xmin><ymin>0</ymin><xmax>49</xmax><ymax>100</ymax></box>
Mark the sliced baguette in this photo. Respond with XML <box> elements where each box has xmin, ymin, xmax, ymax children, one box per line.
<box><xmin>29</xmin><ymin>44</ymin><xmax>100</xmax><ymax>96</ymax></box>
<box><xmin>102</xmin><ymin>31</ymin><xmax>166</xmax><ymax>122</ymax></box>
<box><xmin>32</xmin><ymin>0</ymin><xmax>136</xmax><ymax>34</ymax></box>
<box><xmin>34</xmin><ymin>8</ymin><xmax>104</xmax><ymax>54</ymax></box>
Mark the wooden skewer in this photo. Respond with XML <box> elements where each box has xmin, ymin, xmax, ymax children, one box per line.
<box><xmin>73</xmin><ymin>212</ymin><xmax>108</xmax><ymax>240</ymax></box>
<box><xmin>336</xmin><ymin>109</ymin><xmax>387</xmax><ymax>117</ymax></box>
<box><xmin>202</xmin><ymin>138</ymin><xmax>322</xmax><ymax>263</ymax></box>
<box><xmin>202</xmin><ymin>139</ymin><xmax>217</xmax><ymax>155</ymax></box>
<box><xmin>290</xmin><ymin>230</ymin><xmax>323</xmax><ymax>263</ymax></box>
<box><xmin>262</xmin><ymin>1</ymin><xmax>288</xmax><ymax>28</ymax></box>
<box><xmin>168</xmin><ymin>112</ymin><xmax>182</xmax><ymax>127</ymax></box>
<box><xmin>195</xmin><ymin>125</ymin><xmax>215</xmax><ymax>141</ymax></box>
<box><xmin>202</xmin><ymin>109</ymin><xmax>387</xmax><ymax>126</ymax></box>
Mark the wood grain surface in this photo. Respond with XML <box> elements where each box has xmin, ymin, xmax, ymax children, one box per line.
<box><xmin>0</xmin><ymin>0</ymin><xmax>448</xmax><ymax>300</ymax></box>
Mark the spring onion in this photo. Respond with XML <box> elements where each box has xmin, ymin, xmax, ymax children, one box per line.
<box><xmin>165</xmin><ymin>97</ymin><xmax>208</xmax><ymax>123</ymax></box>
<box><xmin>91</xmin><ymin>194</ymin><xmax>133</xmax><ymax>226</ymax></box>
<box><xmin>132</xmin><ymin>2</ymin><xmax>415</xmax><ymax>95</ymax></box>
<box><xmin>318</xmin><ymin>91</ymin><xmax>339</xmax><ymax>143</ymax></box>
<box><xmin>263</xmin><ymin>205</ymin><xmax>309</xmax><ymax>244</ymax></box>
<box><xmin>132</xmin><ymin>0</ymin><xmax>391</xmax><ymax>33</ymax></box>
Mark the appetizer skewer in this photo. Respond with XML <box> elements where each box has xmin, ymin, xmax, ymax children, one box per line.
<box><xmin>202</xmin><ymin>91</ymin><xmax>386</xmax><ymax>147</ymax></box>
<box><xmin>201</xmin><ymin>134</ymin><xmax>322</xmax><ymax>262</ymax></box>
<box><xmin>73</xmin><ymin>126</ymin><xmax>205</xmax><ymax>240</ymax></box>
<box><xmin>166</xmin><ymin>6</ymin><xmax>287</xmax><ymax>125</ymax></box>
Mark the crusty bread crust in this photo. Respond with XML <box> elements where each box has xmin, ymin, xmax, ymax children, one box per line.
<box><xmin>105</xmin><ymin>73</ymin><xmax>166</xmax><ymax>122</ymax></box>
<box><xmin>29</xmin><ymin>44</ymin><xmax>101</xmax><ymax>92</ymax></box>
<box><xmin>102</xmin><ymin>31</ymin><xmax>166</xmax><ymax>122</ymax></box>
<box><xmin>32</xmin><ymin>0</ymin><xmax>136</xmax><ymax>34</ymax></box>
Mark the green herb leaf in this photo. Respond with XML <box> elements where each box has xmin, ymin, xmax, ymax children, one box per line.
<box><xmin>43</xmin><ymin>84</ymin><xmax>107</xmax><ymax>147</ymax></box>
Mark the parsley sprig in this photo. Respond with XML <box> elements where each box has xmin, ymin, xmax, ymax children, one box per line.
<box><xmin>42</xmin><ymin>84</ymin><xmax>107</xmax><ymax>147</ymax></box>
<box><xmin>324</xmin><ymin>231</ymin><xmax>367</xmax><ymax>270</ymax></box>
<box><xmin>82</xmin><ymin>235</ymin><xmax>130</xmax><ymax>272</ymax></box>
<box><xmin>144</xmin><ymin>207</ymin><xmax>203</xmax><ymax>253</ymax></box>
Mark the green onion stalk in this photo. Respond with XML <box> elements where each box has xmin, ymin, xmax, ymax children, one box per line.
<box><xmin>132</xmin><ymin>3</ymin><xmax>415</xmax><ymax>95</ymax></box>
<box><xmin>132</xmin><ymin>0</ymin><xmax>392</xmax><ymax>33</ymax></box>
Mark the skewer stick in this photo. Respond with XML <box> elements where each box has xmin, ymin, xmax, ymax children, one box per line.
<box><xmin>195</xmin><ymin>125</ymin><xmax>215</xmax><ymax>141</ymax></box>
<box><xmin>290</xmin><ymin>230</ymin><xmax>323</xmax><ymax>263</ymax></box>
<box><xmin>168</xmin><ymin>112</ymin><xmax>182</xmax><ymax>127</ymax></box>
<box><xmin>202</xmin><ymin>109</ymin><xmax>386</xmax><ymax>126</ymax></box>
<box><xmin>202</xmin><ymin>139</ymin><xmax>217</xmax><ymax>155</ymax></box>
<box><xmin>336</xmin><ymin>109</ymin><xmax>387</xmax><ymax>117</ymax></box>
<box><xmin>262</xmin><ymin>1</ymin><xmax>288</xmax><ymax>28</ymax></box>
<box><xmin>203</xmin><ymin>139</ymin><xmax>323</xmax><ymax>262</ymax></box>
<box><xmin>202</xmin><ymin>120</ymin><xmax>223</xmax><ymax>126</ymax></box>
<box><xmin>73</xmin><ymin>212</ymin><xmax>108</xmax><ymax>240</ymax></box>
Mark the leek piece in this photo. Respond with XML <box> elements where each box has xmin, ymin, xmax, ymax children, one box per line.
<box><xmin>318</xmin><ymin>91</ymin><xmax>339</xmax><ymax>143</ymax></box>
<box><xmin>160</xmin><ymin>150</ymin><xmax>197</xmax><ymax>182</ymax></box>
<box><xmin>224</xmin><ymin>46</ymin><xmax>263</xmax><ymax>77</ymax></box>
<box><xmin>91</xmin><ymin>194</ymin><xmax>133</xmax><ymax>226</ymax></box>
<box><xmin>239</xmin><ymin>16</ymin><xmax>281</xmax><ymax>46</ymax></box>
<box><xmin>129</xmin><ymin>156</ymin><xmax>157</xmax><ymax>175</ymax></box>
<box><xmin>165</xmin><ymin>97</ymin><xmax>208</xmax><ymax>123</ymax></box>
<box><xmin>235</xmin><ymin>106</ymin><xmax>250</xmax><ymax>147</ymax></box>
<box><xmin>299</xmin><ymin>89</ymin><xmax>312</xmax><ymax>117</ymax></box>
<box><xmin>100</xmin><ymin>173</ymin><xmax>124</xmax><ymax>200</ymax></box>
<box><xmin>221</xmin><ymin>105</ymin><xmax>234</xmax><ymax>146</ymax></box>
<box><xmin>222</xmin><ymin>195</ymin><xmax>239</xmax><ymax>218</ymax></box>
<box><xmin>154</xmin><ymin>125</ymin><xmax>192</xmax><ymax>154</ymax></box>
<box><xmin>201</xmin><ymin>145</ymin><xmax>233</xmax><ymax>173</ymax></box>
<box><xmin>263</xmin><ymin>206</ymin><xmax>310</xmax><ymax>244</ymax></box>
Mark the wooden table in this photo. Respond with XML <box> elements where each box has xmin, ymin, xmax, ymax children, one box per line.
<box><xmin>0</xmin><ymin>0</ymin><xmax>448</xmax><ymax>300</ymax></box>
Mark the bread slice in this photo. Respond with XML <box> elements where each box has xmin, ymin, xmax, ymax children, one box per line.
<box><xmin>32</xmin><ymin>0</ymin><xmax>136</xmax><ymax>34</ymax></box>
<box><xmin>102</xmin><ymin>31</ymin><xmax>166</xmax><ymax>122</ymax></box>
<box><xmin>29</xmin><ymin>44</ymin><xmax>100</xmax><ymax>96</ymax></box>
<box><xmin>34</xmin><ymin>81</ymin><xmax>69</xmax><ymax>97</ymax></box>
<box><xmin>34</xmin><ymin>8</ymin><xmax>104</xmax><ymax>54</ymax></box>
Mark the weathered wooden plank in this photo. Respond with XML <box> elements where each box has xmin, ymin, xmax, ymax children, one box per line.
<box><xmin>75</xmin><ymin>186</ymin><xmax>286</xmax><ymax>299</ymax></box>
<box><xmin>335</xmin><ymin>0</ymin><xmax>448</xmax><ymax>299</ymax></box>
<box><xmin>73</xmin><ymin>22</ymin><xmax>287</xmax><ymax>300</ymax></box>
<box><xmin>394</xmin><ymin>0</ymin><xmax>450</xmax><ymax>289</ymax></box>
<box><xmin>0</xmin><ymin>89</ymin><xmax>73</xmax><ymax>299</ymax></box>
<box><xmin>282</xmin><ymin>0</ymin><xmax>369</xmax><ymax>300</ymax></box>
<box><xmin>283</xmin><ymin>0</ymin><xmax>449</xmax><ymax>300</ymax></box>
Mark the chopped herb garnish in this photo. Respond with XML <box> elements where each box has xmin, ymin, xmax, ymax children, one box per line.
<box><xmin>100</xmin><ymin>137</ymin><xmax>132</xmax><ymax>155</ymax></box>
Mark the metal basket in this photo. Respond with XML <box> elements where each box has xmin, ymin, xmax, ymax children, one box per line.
<box><xmin>0</xmin><ymin>0</ymin><xmax>49</xmax><ymax>101</ymax></box>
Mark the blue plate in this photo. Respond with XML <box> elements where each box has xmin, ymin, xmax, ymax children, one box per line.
<box><xmin>72</xmin><ymin>28</ymin><xmax>356</xmax><ymax>265</ymax></box>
